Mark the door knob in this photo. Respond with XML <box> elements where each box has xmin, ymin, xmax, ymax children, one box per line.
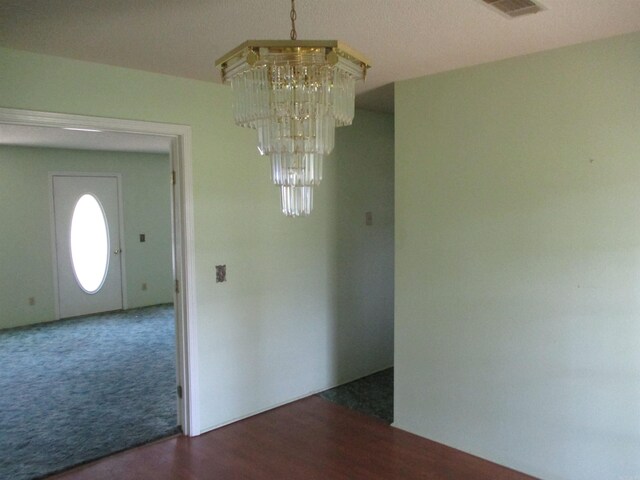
<box><xmin>113</xmin><ymin>248</ymin><xmax>122</xmax><ymax>255</ymax></box>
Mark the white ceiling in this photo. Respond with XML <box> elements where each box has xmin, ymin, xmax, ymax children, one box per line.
<box><xmin>1</xmin><ymin>0</ymin><xmax>639</xmax><ymax>114</ymax></box>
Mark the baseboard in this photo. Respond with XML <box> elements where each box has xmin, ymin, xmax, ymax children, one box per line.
<box><xmin>198</xmin><ymin>364</ymin><xmax>394</xmax><ymax>436</ymax></box>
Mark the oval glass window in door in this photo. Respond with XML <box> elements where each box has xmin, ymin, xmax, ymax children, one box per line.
<box><xmin>70</xmin><ymin>194</ymin><xmax>110</xmax><ymax>294</ymax></box>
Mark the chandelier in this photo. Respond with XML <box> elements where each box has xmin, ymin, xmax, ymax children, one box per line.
<box><xmin>215</xmin><ymin>0</ymin><xmax>371</xmax><ymax>217</ymax></box>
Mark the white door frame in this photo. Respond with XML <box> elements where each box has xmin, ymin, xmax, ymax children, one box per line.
<box><xmin>0</xmin><ymin>107</ymin><xmax>200</xmax><ymax>436</ymax></box>
<box><xmin>50</xmin><ymin>172</ymin><xmax>128</xmax><ymax>319</ymax></box>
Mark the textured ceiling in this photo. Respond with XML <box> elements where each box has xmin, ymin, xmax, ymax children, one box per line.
<box><xmin>1</xmin><ymin>0</ymin><xmax>639</xmax><ymax>113</ymax></box>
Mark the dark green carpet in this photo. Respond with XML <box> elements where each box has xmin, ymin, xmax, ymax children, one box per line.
<box><xmin>318</xmin><ymin>368</ymin><xmax>394</xmax><ymax>423</ymax></box>
<box><xmin>0</xmin><ymin>305</ymin><xmax>179</xmax><ymax>480</ymax></box>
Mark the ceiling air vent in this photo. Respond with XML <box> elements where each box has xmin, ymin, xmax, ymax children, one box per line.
<box><xmin>482</xmin><ymin>0</ymin><xmax>544</xmax><ymax>18</ymax></box>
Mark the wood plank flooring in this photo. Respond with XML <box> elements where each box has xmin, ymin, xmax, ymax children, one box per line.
<box><xmin>48</xmin><ymin>395</ymin><xmax>536</xmax><ymax>480</ymax></box>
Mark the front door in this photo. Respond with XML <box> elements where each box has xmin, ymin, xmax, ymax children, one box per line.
<box><xmin>52</xmin><ymin>174</ymin><xmax>124</xmax><ymax>318</ymax></box>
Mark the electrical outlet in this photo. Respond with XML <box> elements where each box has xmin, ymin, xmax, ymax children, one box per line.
<box><xmin>216</xmin><ymin>265</ymin><xmax>227</xmax><ymax>283</ymax></box>
<box><xmin>28</xmin><ymin>297</ymin><xmax>35</xmax><ymax>306</ymax></box>
<box><xmin>139</xmin><ymin>234</ymin><xmax>146</xmax><ymax>242</ymax></box>
<box><xmin>141</xmin><ymin>282</ymin><xmax>147</xmax><ymax>291</ymax></box>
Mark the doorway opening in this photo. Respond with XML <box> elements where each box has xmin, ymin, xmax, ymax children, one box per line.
<box><xmin>0</xmin><ymin>108</ymin><xmax>200</xmax><ymax>478</ymax></box>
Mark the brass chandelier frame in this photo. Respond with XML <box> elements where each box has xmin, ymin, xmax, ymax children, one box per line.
<box><xmin>216</xmin><ymin>40</ymin><xmax>371</xmax><ymax>82</ymax></box>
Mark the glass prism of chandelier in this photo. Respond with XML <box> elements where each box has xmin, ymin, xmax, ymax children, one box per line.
<box><xmin>216</xmin><ymin>41</ymin><xmax>370</xmax><ymax>217</ymax></box>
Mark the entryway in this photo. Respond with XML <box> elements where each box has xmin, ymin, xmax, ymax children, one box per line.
<box><xmin>0</xmin><ymin>107</ymin><xmax>200</xmax><ymax>479</ymax></box>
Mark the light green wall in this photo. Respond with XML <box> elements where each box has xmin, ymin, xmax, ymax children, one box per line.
<box><xmin>0</xmin><ymin>146</ymin><xmax>173</xmax><ymax>329</ymax></box>
<box><xmin>334</xmin><ymin>111</ymin><xmax>395</xmax><ymax>382</ymax></box>
<box><xmin>0</xmin><ymin>47</ymin><xmax>394</xmax><ymax>432</ymax></box>
<box><xmin>395</xmin><ymin>32</ymin><xmax>640</xmax><ymax>480</ymax></box>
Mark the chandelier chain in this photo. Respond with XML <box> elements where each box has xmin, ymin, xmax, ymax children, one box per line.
<box><xmin>290</xmin><ymin>0</ymin><xmax>297</xmax><ymax>40</ymax></box>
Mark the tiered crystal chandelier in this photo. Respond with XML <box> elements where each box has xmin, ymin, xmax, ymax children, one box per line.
<box><xmin>215</xmin><ymin>0</ymin><xmax>370</xmax><ymax>217</ymax></box>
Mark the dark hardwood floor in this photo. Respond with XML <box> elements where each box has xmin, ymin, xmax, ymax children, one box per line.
<box><xmin>48</xmin><ymin>395</ymin><xmax>536</xmax><ymax>480</ymax></box>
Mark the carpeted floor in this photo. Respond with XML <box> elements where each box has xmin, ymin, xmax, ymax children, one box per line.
<box><xmin>318</xmin><ymin>368</ymin><xmax>394</xmax><ymax>423</ymax></box>
<box><xmin>0</xmin><ymin>305</ymin><xmax>179</xmax><ymax>480</ymax></box>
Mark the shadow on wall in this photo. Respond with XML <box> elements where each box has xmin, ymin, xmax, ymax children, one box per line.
<box><xmin>331</xmin><ymin>109</ymin><xmax>395</xmax><ymax>386</ymax></box>
<box><xmin>356</xmin><ymin>83</ymin><xmax>395</xmax><ymax>115</ymax></box>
